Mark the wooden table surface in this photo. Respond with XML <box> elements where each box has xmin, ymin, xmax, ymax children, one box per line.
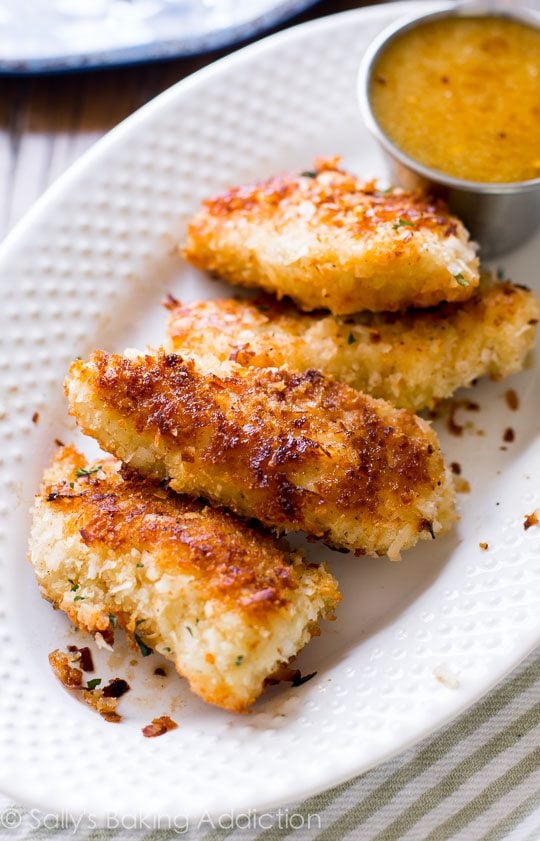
<box><xmin>0</xmin><ymin>0</ymin><xmax>382</xmax><ymax>242</ymax></box>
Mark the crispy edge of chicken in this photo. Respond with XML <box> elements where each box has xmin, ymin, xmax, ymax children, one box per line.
<box><xmin>65</xmin><ymin>351</ymin><xmax>456</xmax><ymax>559</ymax></box>
<box><xmin>183</xmin><ymin>157</ymin><xmax>479</xmax><ymax>314</ymax></box>
<box><xmin>29</xmin><ymin>446</ymin><xmax>340</xmax><ymax>713</ymax></box>
<box><xmin>165</xmin><ymin>280</ymin><xmax>539</xmax><ymax>412</ymax></box>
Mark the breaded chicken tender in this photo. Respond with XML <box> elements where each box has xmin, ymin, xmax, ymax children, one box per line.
<box><xmin>65</xmin><ymin>351</ymin><xmax>456</xmax><ymax>559</ymax></box>
<box><xmin>183</xmin><ymin>157</ymin><xmax>479</xmax><ymax>314</ymax></box>
<box><xmin>165</xmin><ymin>281</ymin><xmax>539</xmax><ymax>412</ymax></box>
<box><xmin>30</xmin><ymin>446</ymin><xmax>340</xmax><ymax>712</ymax></box>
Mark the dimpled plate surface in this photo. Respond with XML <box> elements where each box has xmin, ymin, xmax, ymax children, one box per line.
<box><xmin>0</xmin><ymin>1</ymin><xmax>539</xmax><ymax>820</ymax></box>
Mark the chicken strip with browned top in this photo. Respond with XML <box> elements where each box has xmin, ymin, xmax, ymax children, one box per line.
<box><xmin>29</xmin><ymin>446</ymin><xmax>340</xmax><ymax>712</ymax></box>
<box><xmin>165</xmin><ymin>280</ymin><xmax>539</xmax><ymax>412</ymax></box>
<box><xmin>183</xmin><ymin>157</ymin><xmax>479</xmax><ymax>314</ymax></box>
<box><xmin>65</xmin><ymin>351</ymin><xmax>456</xmax><ymax>559</ymax></box>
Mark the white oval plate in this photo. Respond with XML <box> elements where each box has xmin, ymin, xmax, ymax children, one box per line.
<box><xmin>0</xmin><ymin>1</ymin><xmax>539</xmax><ymax>821</ymax></box>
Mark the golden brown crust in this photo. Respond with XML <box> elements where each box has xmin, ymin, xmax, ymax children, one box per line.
<box><xmin>43</xmin><ymin>446</ymin><xmax>307</xmax><ymax>615</ymax></box>
<box><xmin>166</xmin><ymin>281</ymin><xmax>539</xmax><ymax>411</ymax></box>
<box><xmin>32</xmin><ymin>447</ymin><xmax>340</xmax><ymax>712</ymax></box>
<box><xmin>202</xmin><ymin>157</ymin><xmax>457</xmax><ymax>234</ymax></box>
<box><xmin>66</xmin><ymin>352</ymin><xmax>456</xmax><ymax>557</ymax></box>
<box><xmin>183</xmin><ymin>157</ymin><xmax>479</xmax><ymax>314</ymax></box>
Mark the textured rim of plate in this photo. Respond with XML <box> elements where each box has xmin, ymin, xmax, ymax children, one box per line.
<box><xmin>0</xmin><ymin>0</ymin><xmax>318</xmax><ymax>74</ymax></box>
<box><xmin>0</xmin><ymin>1</ymin><xmax>538</xmax><ymax>821</ymax></box>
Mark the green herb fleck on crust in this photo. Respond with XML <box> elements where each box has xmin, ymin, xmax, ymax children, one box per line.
<box><xmin>135</xmin><ymin>634</ymin><xmax>153</xmax><ymax>657</ymax></box>
<box><xmin>75</xmin><ymin>465</ymin><xmax>102</xmax><ymax>478</ymax></box>
<box><xmin>393</xmin><ymin>217</ymin><xmax>414</xmax><ymax>230</ymax></box>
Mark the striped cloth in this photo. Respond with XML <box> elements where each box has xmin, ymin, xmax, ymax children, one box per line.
<box><xmin>1</xmin><ymin>652</ymin><xmax>538</xmax><ymax>840</ymax></box>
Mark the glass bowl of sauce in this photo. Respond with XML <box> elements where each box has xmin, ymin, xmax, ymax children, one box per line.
<box><xmin>358</xmin><ymin>4</ymin><xmax>540</xmax><ymax>257</ymax></box>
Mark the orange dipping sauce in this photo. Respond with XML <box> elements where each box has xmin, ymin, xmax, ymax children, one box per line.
<box><xmin>370</xmin><ymin>15</ymin><xmax>540</xmax><ymax>184</ymax></box>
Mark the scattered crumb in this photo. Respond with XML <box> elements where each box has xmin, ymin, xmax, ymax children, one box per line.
<box><xmin>142</xmin><ymin>715</ymin><xmax>178</xmax><ymax>738</ymax></box>
<box><xmin>447</xmin><ymin>400</ymin><xmax>480</xmax><ymax>437</ymax></box>
<box><xmin>67</xmin><ymin>645</ymin><xmax>94</xmax><ymax>672</ymax></box>
<box><xmin>500</xmin><ymin>446</ymin><xmax>507</xmax><ymax>452</ymax></box>
<box><xmin>94</xmin><ymin>631</ymin><xmax>113</xmax><ymax>651</ymax></box>
<box><xmin>265</xmin><ymin>666</ymin><xmax>301</xmax><ymax>686</ymax></box>
<box><xmin>32</xmin><ymin>411</ymin><xmax>40</xmax><ymax>425</ymax></box>
<box><xmin>503</xmin><ymin>427</ymin><xmax>515</xmax><ymax>443</ymax></box>
<box><xmin>49</xmin><ymin>649</ymin><xmax>83</xmax><ymax>688</ymax></box>
<box><xmin>479</xmin><ymin>542</ymin><xmax>489</xmax><ymax>551</ymax></box>
<box><xmin>102</xmin><ymin>678</ymin><xmax>130</xmax><ymax>698</ymax></box>
<box><xmin>454</xmin><ymin>477</ymin><xmax>471</xmax><ymax>494</ymax></box>
<box><xmin>524</xmin><ymin>511</ymin><xmax>539</xmax><ymax>531</ymax></box>
<box><xmin>450</xmin><ymin>462</ymin><xmax>461</xmax><ymax>475</ymax></box>
<box><xmin>292</xmin><ymin>671</ymin><xmax>317</xmax><ymax>687</ymax></box>
<box><xmin>49</xmin><ymin>648</ymin><xmax>127</xmax><ymax>722</ymax></box>
<box><xmin>434</xmin><ymin>665</ymin><xmax>460</xmax><ymax>689</ymax></box>
<box><xmin>84</xmin><ymin>689</ymin><xmax>122</xmax><ymax>723</ymax></box>
<box><xmin>264</xmin><ymin>666</ymin><xmax>317</xmax><ymax>687</ymax></box>
<box><xmin>505</xmin><ymin>389</ymin><xmax>519</xmax><ymax>411</ymax></box>
<box><xmin>54</xmin><ymin>438</ymin><xmax>64</xmax><ymax>448</ymax></box>
<box><xmin>447</xmin><ymin>405</ymin><xmax>463</xmax><ymax>437</ymax></box>
<box><xmin>154</xmin><ymin>667</ymin><xmax>167</xmax><ymax>677</ymax></box>
<box><xmin>162</xmin><ymin>292</ymin><xmax>180</xmax><ymax>310</ymax></box>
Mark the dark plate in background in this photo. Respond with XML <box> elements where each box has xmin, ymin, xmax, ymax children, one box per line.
<box><xmin>0</xmin><ymin>0</ymin><xmax>319</xmax><ymax>74</ymax></box>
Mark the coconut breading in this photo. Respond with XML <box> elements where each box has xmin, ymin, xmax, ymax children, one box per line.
<box><xmin>30</xmin><ymin>446</ymin><xmax>340</xmax><ymax>713</ymax></box>
<box><xmin>165</xmin><ymin>280</ymin><xmax>539</xmax><ymax>412</ymax></box>
<box><xmin>183</xmin><ymin>157</ymin><xmax>479</xmax><ymax>314</ymax></box>
<box><xmin>65</xmin><ymin>351</ymin><xmax>456</xmax><ymax>559</ymax></box>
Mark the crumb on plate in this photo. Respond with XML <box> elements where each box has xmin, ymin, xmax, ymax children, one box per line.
<box><xmin>142</xmin><ymin>716</ymin><xmax>178</xmax><ymax>738</ymax></box>
<box><xmin>524</xmin><ymin>511</ymin><xmax>539</xmax><ymax>530</ymax></box>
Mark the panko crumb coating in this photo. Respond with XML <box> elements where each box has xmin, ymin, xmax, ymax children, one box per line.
<box><xmin>30</xmin><ymin>446</ymin><xmax>340</xmax><ymax>712</ymax></box>
<box><xmin>165</xmin><ymin>280</ymin><xmax>539</xmax><ymax>412</ymax></box>
<box><xmin>65</xmin><ymin>351</ymin><xmax>456</xmax><ymax>559</ymax></box>
<box><xmin>183</xmin><ymin>157</ymin><xmax>479</xmax><ymax>314</ymax></box>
